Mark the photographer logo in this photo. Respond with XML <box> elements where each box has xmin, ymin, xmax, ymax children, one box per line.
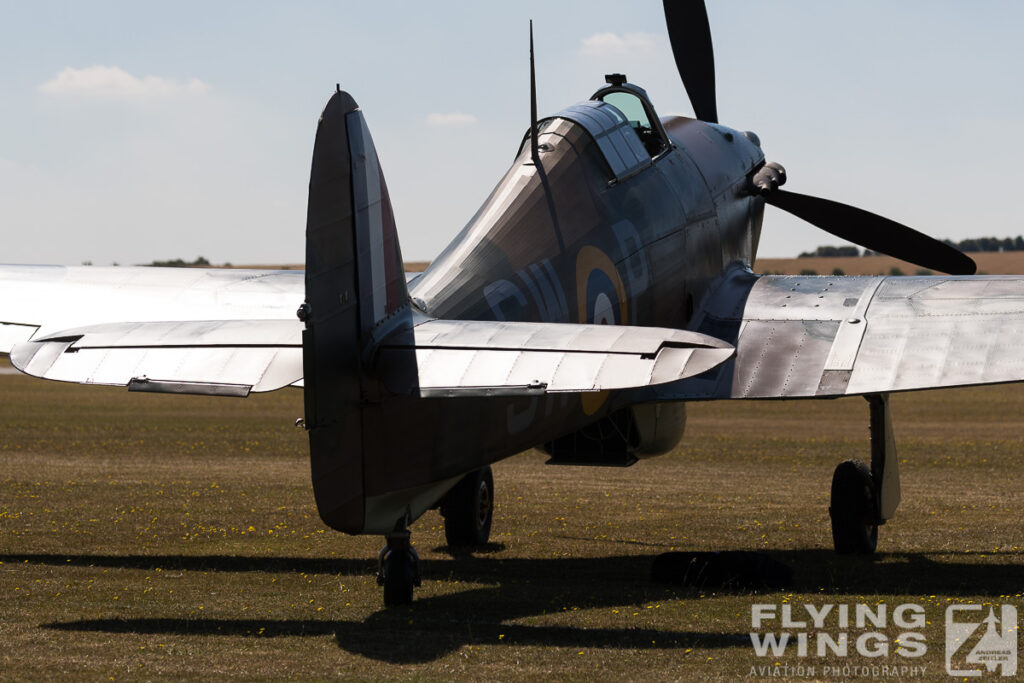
<box><xmin>946</xmin><ymin>604</ymin><xmax>1017</xmax><ymax>677</ymax></box>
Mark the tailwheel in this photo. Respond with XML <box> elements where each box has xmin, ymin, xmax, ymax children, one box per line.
<box><xmin>440</xmin><ymin>466</ymin><xmax>494</xmax><ymax>547</ymax></box>
<box><xmin>829</xmin><ymin>459</ymin><xmax>878</xmax><ymax>554</ymax></box>
<box><xmin>377</xmin><ymin>527</ymin><xmax>421</xmax><ymax>607</ymax></box>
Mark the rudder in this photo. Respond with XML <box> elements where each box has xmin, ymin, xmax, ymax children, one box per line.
<box><xmin>302</xmin><ymin>89</ymin><xmax>408</xmax><ymax>534</ymax></box>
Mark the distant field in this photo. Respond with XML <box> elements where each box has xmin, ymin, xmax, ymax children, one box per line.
<box><xmin>225</xmin><ymin>262</ymin><xmax>429</xmax><ymax>272</ymax></box>
<box><xmin>755</xmin><ymin>251</ymin><xmax>1024</xmax><ymax>276</ymax></box>
<box><xmin>235</xmin><ymin>252</ymin><xmax>1024</xmax><ymax>277</ymax></box>
<box><xmin>1</xmin><ymin>357</ymin><xmax>1021</xmax><ymax>679</ymax></box>
<box><xmin>404</xmin><ymin>261</ymin><xmax>429</xmax><ymax>273</ymax></box>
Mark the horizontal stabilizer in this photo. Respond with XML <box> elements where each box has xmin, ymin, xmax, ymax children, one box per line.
<box><xmin>9</xmin><ymin>319</ymin><xmax>302</xmax><ymax>395</ymax></box>
<box><xmin>378</xmin><ymin>318</ymin><xmax>734</xmax><ymax>397</ymax></box>
<box><xmin>8</xmin><ymin>315</ymin><xmax>734</xmax><ymax>399</ymax></box>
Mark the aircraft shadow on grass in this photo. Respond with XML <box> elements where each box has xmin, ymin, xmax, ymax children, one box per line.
<box><xmin>43</xmin><ymin>605</ymin><xmax>747</xmax><ymax>664</ymax></box>
<box><xmin>15</xmin><ymin>548</ymin><xmax>1024</xmax><ymax>662</ymax></box>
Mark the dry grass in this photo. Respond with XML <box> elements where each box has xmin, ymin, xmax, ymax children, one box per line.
<box><xmin>1</xmin><ymin>358</ymin><xmax>1022</xmax><ymax>680</ymax></box>
<box><xmin>755</xmin><ymin>251</ymin><xmax>1024</xmax><ymax>276</ymax></box>
<box><xmin>230</xmin><ymin>253</ymin><xmax>1024</xmax><ymax>277</ymax></box>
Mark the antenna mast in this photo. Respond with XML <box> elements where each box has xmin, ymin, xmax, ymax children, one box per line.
<box><xmin>529</xmin><ymin>20</ymin><xmax>539</xmax><ymax>164</ymax></box>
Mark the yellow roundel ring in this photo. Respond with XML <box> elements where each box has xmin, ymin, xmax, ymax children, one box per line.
<box><xmin>575</xmin><ymin>245</ymin><xmax>628</xmax><ymax>325</ymax></box>
<box><xmin>575</xmin><ymin>245</ymin><xmax>628</xmax><ymax>415</ymax></box>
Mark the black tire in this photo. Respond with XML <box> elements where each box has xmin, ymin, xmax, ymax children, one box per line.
<box><xmin>441</xmin><ymin>466</ymin><xmax>494</xmax><ymax>547</ymax></box>
<box><xmin>381</xmin><ymin>549</ymin><xmax>415</xmax><ymax>607</ymax></box>
<box><xmin>829</xmin><ymin>459</ymin><xmax>879</xmax><ymax>554</ymax></box>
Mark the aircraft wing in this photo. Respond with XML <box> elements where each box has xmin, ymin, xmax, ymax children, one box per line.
<box><xmin>0</xmin><ymin>265</ymin><xmax>306</xmax><ymax>396</ymax></box>
<box><xmin>648</xmin><ymin>267</ymin><xmax>1024</xmax><ymax>400</ymax></box>
<box><xmin>0</xmin><ymin>265</ymin><xmax>304</xmax><ymax>349</ymax></box>
<box><xmin>2</xmin><ymin>265</ymin><xmax>734</xmax><ymax>397</ymax></box>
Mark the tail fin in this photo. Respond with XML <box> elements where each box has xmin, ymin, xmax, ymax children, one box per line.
<box><xmin>302</xmin><ymin>89</ymin><xmax>408</xmax><ymax>533</ymax></box>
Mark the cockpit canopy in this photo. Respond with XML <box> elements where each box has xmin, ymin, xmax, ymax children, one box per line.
<box><xmin>591</xmin><ymin>76</ymin><xmax>669</xmax><ymax>158</ymax></box>
<box><xmin>520</xmin><ymin>75</ymin><xmax>670</xmax><ymax>183</ymax></box>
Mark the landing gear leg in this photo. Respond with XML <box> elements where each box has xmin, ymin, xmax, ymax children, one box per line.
<box><xmin>829</xmin><ymin>393</ymin><xmax>901</xmax><ymax>554</ymax></box>
<box><xmin>376</xmin><ymin>518</ymin><xmax>421</xmax><ymax>607</ymax></box>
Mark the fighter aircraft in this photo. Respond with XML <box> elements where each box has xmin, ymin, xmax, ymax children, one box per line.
<box><xmin>2</xmin><ymin>1</ymin><xmax>1023</xmax><ymax>606</ymax></box>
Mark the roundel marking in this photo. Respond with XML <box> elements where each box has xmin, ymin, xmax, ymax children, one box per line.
<box><xmin>575</xmin><ymin>245</ymin><xmax>628</xmax><ymax>415</ymax></box>
<box><xmin>575</xmin><ymin>245</ymin><xmax>628</xmax><ymax>326</ymax></box>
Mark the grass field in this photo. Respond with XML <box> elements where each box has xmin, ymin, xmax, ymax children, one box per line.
<box><xmin>243</xmin><ymin>252</ymin><xmax>1024</xmax><ymax>277</ymax></box>
<box><xmin>1</xmin><ymin>357</ymin><xmax>1022</xmax><ymax>680</ymax></box>
<box><xmin>754</xmin><ymin>251</ymin><xmax>1024</xmax><ymax>277</ymax></box>
<box><xmin>234</xmin><ymin>250</ymin><xmax>1024</xmax><ymax>278</ymax></box>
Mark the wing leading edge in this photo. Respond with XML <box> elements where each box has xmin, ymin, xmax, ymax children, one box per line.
<box><xmin>652</xmin><ymin>266</ymin><xmax>1024</xmax><ymax>400</ymax></box>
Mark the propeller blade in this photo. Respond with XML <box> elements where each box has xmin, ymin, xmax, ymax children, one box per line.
<box><xmin>765</xmin><ymin>189</ymin><xmax>977</xmax><ymax>275</ymax></box>
<box><xmin>663</xmin><ymin>0</ymin><xmax>718</xmax><ymax>123</ymax></box>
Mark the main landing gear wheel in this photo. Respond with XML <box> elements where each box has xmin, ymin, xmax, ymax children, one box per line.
<box><xmin>440</xmin><ymin>466</ymin><xmax>494</xmax><ymax>547</ymax></box>
<box><xmin>377</xmin><ymin>528</ymin><xmax>421</xmax><ymax>607</ymax></box>
<box><xmin>829</xmin><ymin>459</ymin><xmax>878</xmax><ymax>554</ymax></box>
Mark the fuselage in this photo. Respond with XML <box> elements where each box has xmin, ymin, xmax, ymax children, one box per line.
<box><xmin>411</xmin><ymin>82</ymin><xmax>766</xmax><ymax>336</ymax></box>
<box><xmin>355</xmin><ymin>83</ymin><xmax>770</xmax><ymax>533</ymax></box>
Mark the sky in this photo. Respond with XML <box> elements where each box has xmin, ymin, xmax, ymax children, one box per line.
<box><xmin>2</xmin><ymin>1</ymin><xmax>1023</xmax><ymax>266</ymax></box>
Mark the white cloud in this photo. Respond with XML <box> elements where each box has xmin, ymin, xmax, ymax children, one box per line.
<box><xmin>426</xmin><ymin>112</ymin><xmax>478</xmax><ymax>126</ymax></box>
<box><xmin>579</xmin><ymin>32</ymin><xmax>659</xmax><ymax>57</ymax></box>
<box><xmin>37</xmin><ymin>66</ymin><xmax>210</xmax><ymax>100</ymax></box>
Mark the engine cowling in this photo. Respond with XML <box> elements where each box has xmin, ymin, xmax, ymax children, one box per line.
<box><xmin>540</xmin><ymin>402</ymin><xmax>686</xmax><ymax>466</ymax></box>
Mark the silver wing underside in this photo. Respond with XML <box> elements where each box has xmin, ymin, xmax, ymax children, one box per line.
<box><xmin>655</xmin><ymin>266</ymin><xmax>1024</xmax><ymax>400</ymax></box>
